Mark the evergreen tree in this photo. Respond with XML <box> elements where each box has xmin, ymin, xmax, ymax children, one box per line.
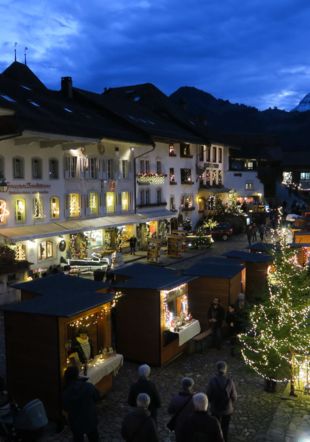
<box><xmin>239</xmin><ymin>228</ymin><xmax>310</xmax><ymax>394</ymax></box>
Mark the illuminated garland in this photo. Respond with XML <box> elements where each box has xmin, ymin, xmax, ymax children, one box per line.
<box><xmin>239</xmin><ymin>223</ymin><xmax>310</xmax><ymax>386</ymax></box>
<box><xmin>69</xmin><ymin>307</ymin><xmax>109</xmax><ymax>328</ymax></box>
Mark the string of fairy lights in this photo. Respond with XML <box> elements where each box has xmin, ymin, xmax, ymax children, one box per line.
<box><xmin>239</xmin><ymin>221</ymin><xmax>310</xmax><ymax>385</ymax></box>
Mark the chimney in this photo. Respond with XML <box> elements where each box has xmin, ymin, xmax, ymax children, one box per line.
<box><xmin>61</xmin><ymin>76</ymin><xmax>73</xmax><ymax>99</ymax></box>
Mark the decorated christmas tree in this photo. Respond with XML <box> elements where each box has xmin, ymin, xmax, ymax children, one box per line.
<box><xmin>239</xmin><ymin>227</ymin><xmax>310</xmax><ymax>394</ymax></box>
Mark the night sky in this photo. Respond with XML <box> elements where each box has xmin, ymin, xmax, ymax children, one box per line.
<box><xmin>1</xmin><ymin>0</ymin><xmax>310</xmax><ymax>110</ymax></box>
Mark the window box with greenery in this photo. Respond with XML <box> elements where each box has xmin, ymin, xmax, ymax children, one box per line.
<box><xmin>137</xmin><ymin>173</ymin><xmax>167</xmax><ymax>185</ymax></box>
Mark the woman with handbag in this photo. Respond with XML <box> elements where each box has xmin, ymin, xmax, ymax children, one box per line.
<box><xmin>167</xmin><ymin>377</ymin><xmax>195</xmax><ymax>441</ymax></box>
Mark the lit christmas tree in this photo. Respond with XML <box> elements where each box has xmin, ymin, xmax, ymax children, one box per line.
<box><xmin>239</xmin><ymin>227</ymin><xmax>310</xmax><ymax>395</ymax></box>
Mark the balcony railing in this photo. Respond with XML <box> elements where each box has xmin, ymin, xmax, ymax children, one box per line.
<box><xmin>199</xmin><ymin>182</ymin><xmax>224</xmax><ymax>189</ymax></box>
<box><xmin>137</xmin><ymin>173</ymin><xmax>167</xmax><ymax>185</ymax></box>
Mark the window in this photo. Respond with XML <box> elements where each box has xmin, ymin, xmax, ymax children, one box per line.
<box><xmin>0</xmin><ymin>156</ymin><xmax>5</xmax><ymax>179</ymax></box>
<box><xmin>156</xmin><ymin>161</ymin><xmax>162</xmax><ymax>175</ymax></box>
<box><xmin>245</xmin><ymin>182</ymin><xmax>254</xmax><ymax>190</ymax></box>
<box><xmin>122</xmin><ymin>160</ymin><xmax>129</xmax><ymax>179</ymax></box>
<box><xmin>32</xmin><ymin>158</ymin><xmax>42</xmax><ymax>179</ymax></box>
<box><xmin>49</xmin><ymin>159</ymin><xmax>59</xmax><ymax>179</ymax></box>
<box><xmin>106</xmin><ymin>192</ymin><xmax>116</xmax><ymax>213</ymax></box>
<box><xmin>0</xmin><ymin>199</ymin><xmax>9</xmax><ymax>224</ymax></box>
<box><xmin>245</xmin><ymin>160</ymin><xmax>254</xmax><ymax>170</ymax></box>
<box><xmin>68</xmin><ymin>193</ymin><xmax>81</xmax><ymax>217</ymax></box>
<box><xmin>139</xmin><ymin>160</ymin><xmax>150</xmax><ymax>174</ymax></box>
<box><xmin>38</xmin><ymin>240</ymin><xmax>53</xmax><ymax>260</ymax></box>
<box><xmin>145</xmin><ymin>189</ymin><xmax>150</xmax><ymax>205</ymax></box>
<box><xmin>170</xmin><ymin>195</ymin><xmax>176</xmax><ymax>211</ymax></box>
<box><xmin>206</xmin><ymin>146</ymin><xmax>211</xmax><ymax>162</ymax></box>
<box><xmin>13</xmin><ymin>157</ymin><xmax>24</xmax><ymax>179</ymax></box>
<box><xmin>145</xmin><ymin>160</ymin><xmax>150</xmax><ymax>173</ymax></box>
<box><xmin>140</xmin><ymin>190</ymin><xmax>145</xmax><ymax>206</ymax></box>
<box><xmin>89</xmin><ymin>192</ymin><xmax>99</xmax><ymax>215</ymax></box>
<box><xmin>199</xmin><ymin>146</ymin><xmax>204</xmax><ymax>162</ymax></box>
<box><xmin>15</xmin><ymin>198</ymin><xmax>26</xmax><ymax>223</ymax></box>
<box><xmin>64</xmin><ymin>156</ymin><xmax>77</xmax><ymax>178</ymax></box>
<box><xmin>156</xmin><ymin>188</ymin><xmax>162</xmax><ymax>204</ymax></box>
<box><xmin>33</xmin><ymin>194</ymin><xmax>44</xmax><ymax>219</ymax></box>
<box><xmin>212</xmin><ymin>146</ymin><xmax>217</xmax><ymax>163</ymax></box>
<box><xmin>218</xmin><ymin>148</ymin><xmax>223</xmax><ymax>163</ymax></box>
<box><xmin>121</xmin><ymin>192</ymin><xmax>129</xmax><ymax>211</ymax></box>
<box><xmin>107</xmin><ymin>159</ymin><xmax>114</xmax><ymax>179</ymax></box>
<box><xmin>169</xmin><ymin>168</ymin><xmax>176</xmax><ymax>184</ymax></box>
<box><xmin>180</xmin><ymin>168</ymin><xmax>193</xmax><ymax>184</ymax></box>
<box><xmin>89</xmin><ymin>158</ymin><xmax>98</xmax><ymax>179</ymax></box>
<box><xmin>300</xmin><ymin>172</ymin><xmax>310</xmax><ymax>180</ymax></box>
<box><xmin>50</xmin><ymin>196</ymin><xmax>60</xmax><ymax>219</ymax></box>
<box><xmin>181</xmin><ymin>194</ymin><xmax>193</xmax><ymax>209</ymax></box>
<box><xmin>169</xmin><ymin>144</ymin><xmax>176</xmax><ymax>156</ymax></box>
<box><xmin>15</xmin><ymin>244</ymin><xmax>26</xmax><ymax>261</ymax></box>
<box><xmin>180</xmin><ymin>143</ymin><xmax>191</xmax><ymax>157</ymax></box>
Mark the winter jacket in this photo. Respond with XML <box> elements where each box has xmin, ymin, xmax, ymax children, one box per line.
<box><xmin>206</xmin><ymin>374</ymin><xmax>237</xmax><ymax>417</ymax></box>
<box><xmin>121</xmin><ymin>408</ymin><xmax>159</xmax><ymax>442</ymax></box>
<box><xmin>167</xmin><ymin>392</ymin><xmax>194</xmax><ymax>441</ymax></box>
<box><xmin>63</xmin><ymin>379</ymin><xmax>100</xmax><ymax>434</ymax></box>
<box><xmin>128</xmin><ymin>377</ymin><xmax>161</xmax><ymax>419</ymax></box>
<box><xmin>179</xmin><ymin>411</ymin><xmax>224</xmax><ymax>442</ymax></box>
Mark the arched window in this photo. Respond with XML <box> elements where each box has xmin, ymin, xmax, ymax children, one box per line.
<box><xmin>50</xmin><ymin>196</ymin><xmax>60</xmax><ymax>219</ymax></box>
<box><xmin>0</xmin><ymin>199</ymin><xmax>9</xmax><ymax>224</ymax></box>
<box><xmin>33</xmin><ymin>194</ymin><xmax>44</xmax><ymax>219</ymax></box>
<box><xmin>15</xmin><ymin>197</ymin><xmax>26</xmax><ymax>223</ymax></box>
<box><xmin>13</xmin><ymin>157</ymin><xmax>24</xmax><ymax>179</ymax></box>
<box><xmin>88</xmin><ymin>192</ymin><xmax>99</xmax><ymax>215</ymax></box>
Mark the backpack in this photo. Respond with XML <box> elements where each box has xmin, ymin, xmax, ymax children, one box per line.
<box><xmin>213</xmin><ymin>378</ymin><xmax>230</xmax><ymax>412</ymax></box>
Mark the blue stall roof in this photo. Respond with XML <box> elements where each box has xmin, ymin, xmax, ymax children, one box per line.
<box><xmin>2</xmin><ymin>273</ymin><xmax>112</xmax><ymax>317</ymax></box>
<box><xmin>111</xmin><ymin>263</ymin><xmax>196</xmax><ymax>290</ymax></box>
<box><xmin>224</xmin><ymin>250</ymin><xmax>272</xmax><ymax>263</ymax></box>
<box><xmin>184</xmin><ymin>257</ymin><xmax>244</xmax><ymax>278</ymax></box>
<box><xmin>249</xmin><ymin>242</ymin><xmax>274</xmax><ymax>253</ymax></box>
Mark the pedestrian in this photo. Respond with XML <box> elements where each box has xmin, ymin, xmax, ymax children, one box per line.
<box><xmin>129</xmin><ymin>236</ymin><xmax>137</xmax><ymax>255</ymax></box>
<box><xmin>207</xmin><ymin>297</ymin><xmax>225</xmax><ymax>349</ymax></box>
<box><xmin>226</xmin><ymin>305</ymin><xmax>237</xmax><ymax>356</ymax></box>
<box><xmin>251</xmin><ymin>223</ymin><xmax>257</xmax><ymax>242</ymax></box>
<box><xmin>245</xmin><ymin>223</ymin><xmax>252</xmax><ymax>247</ymax></box>
<box><xmin>128</xmin><ymin>364</ymin><xmax>161</xmax><ymax>422</ymax></box>
<box><xmin>121</xmin><ymin>393</ymin><xmax>159</xmax><ymax>442</ymax></box>
<box><xmin>179</xmin><ymin>392</ymin><xmax>224</xmax><ymax>442</ymax></box>
<box><xmin>63</xmin><ymin>366</ymin><xmax>100</xmax><ymax>442</ymax></box>
<box><xmin>258</xmin><ymin>224</ymin><xmax>265</xmax><ymax>241</ymax></box>
<box><xmin>167</xmin><ymin>377</ymin><xmax>195</xmax><ymax>442</ymax></box>
<box><xmin>206</xmin><ymin>361</ymin><xmax>237</xmax><ymax>442</ymax></box>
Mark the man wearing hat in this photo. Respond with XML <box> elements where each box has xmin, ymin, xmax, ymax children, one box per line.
<box><xmin>206</xmin><ymin>361</ymin><xmax>237</xmax><ymax>442</ymax></box>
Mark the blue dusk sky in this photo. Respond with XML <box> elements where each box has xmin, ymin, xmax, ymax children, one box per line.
<box><xmin>0</xmin><ymin>0</ymin><xmax>310</xmax><ymax>110</ymax></box>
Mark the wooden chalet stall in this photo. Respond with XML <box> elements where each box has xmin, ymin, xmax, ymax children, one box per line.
<box><xmin>111</xmin><ymin>264</ymin><xmax>200</xmax><ymax>366</ymax></box>
<box><xmin>2</xmin><ymin>274</ymin><xmax>123</xmax><ymax>421</ymax></box>
<box><xmin>184</xmin><ymin>257</ymin><xmax>245</xmax><ymax>331</ymax></box>
<box><xmin>224</xmin><ymin>250</ymin><xmax>272</xmax><ymax>302</ymax></box>
<box><xmin>294</xmin><ymin>231</ymin><xmax>310</xmax><ymax>244</ymax></box>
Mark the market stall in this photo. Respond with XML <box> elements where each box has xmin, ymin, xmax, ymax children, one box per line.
<box><xmin>184</xmin><ymin>257</ymin><xmax>245</xmax><ymax>331</ymax></box>
<box><xmin>111</xmin><ymin>263</ymin><xmax>200</xmax><ymax>366</ymax></box>
<box><xmin>224</xmin><ymin>250</ymin><xmax>272</xmax><ymax>302</ymax></box>
<box><xmin>2</xmin><ymin>274</ymin><xmax>122</xmax><ymax>421</ymax></box>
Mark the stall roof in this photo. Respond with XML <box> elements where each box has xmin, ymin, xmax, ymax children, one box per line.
<box><xmin>289</xmin><ymin>242</ymin><xmax>310</xmax><ymax>248</ymax></box>
<box><xmin>249</xmin><ymin>242</ymin><xmax>274</xmax><ymax>253</ymax></box>
<box><xmin>2</xmin><ymin>274</ymin><xmax>112</xmax><ymax>317</ymax></box>
<box><xmin>111</xmin><ymin>263</ymin><xmax>196</xmax><ymax>290</ymax></box>
<box><xmin>183</xmin><ymin>257</ymin><xmax>244</xmax><ymax>278</ymax></box>
<box><xmin>224</xmin><ymin>250</ymin><xmax>272</xmax><ymax>263</ymax></box>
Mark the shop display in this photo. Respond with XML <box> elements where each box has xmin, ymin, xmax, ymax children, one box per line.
<box><xmin>147</xmin><ymin>239</ymin><xmax>160</xmax><ymax>263</ymax></box>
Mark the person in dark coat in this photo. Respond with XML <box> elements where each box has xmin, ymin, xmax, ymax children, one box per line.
<box><xmin>63</xmin><ymin>366</ymin><xmax>100</xmax><ymax>442</ymax></box>
<box><xmin>128</xmin><ymin>364</ymin><xmax>161</xmax><ymax>422</ymax></box>
<box><xmin>206</xmin><ymin>361</ymin><xmax>237</xmax><ymax>442</ymax></box>
<box><xmin>245</xmin><ymin>223</ymin><xmax>252</xmax><ymax>247</ymax></box>
<box><xmin>226</xmin><ymin>305</ymin><xmax>238</xmax><ymax>356</ymax></box>
<box><xmin>207</xmin><ymin>297</ymin><xmax>225</xmax><ymax>349</ymax></box>
<box><xmin>179</xmin><ymin>392</ymin><xmax>224</xmax><ymax>442</ymax></box>
<box><xmin>129</xmin><ymin>236</ymin><xmax>137</xmax><ymax>255</ymax></box>
<box><xmin>121</xmin><ymin>393</ymin><xmax>159</xmax><ymax>442</ymax></box>
<box><xmin>167</xmin><ymin>377</ymin><xmax>195</xmax><ymax>442</ymax></box>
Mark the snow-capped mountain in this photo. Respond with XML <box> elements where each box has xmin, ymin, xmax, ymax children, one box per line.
<box><xmin>292</xmin><ymin>93</ymin><xmax>310</xmax><ymax>112</ymax></box>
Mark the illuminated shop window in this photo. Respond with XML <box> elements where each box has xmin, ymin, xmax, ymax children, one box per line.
<box><xmin>15</xmin><ymin>198</ymin><xmax>26</xmax><ymax>223</ymax></box>
<box><xmin>15</xmin><ymin>244</ymin><xmax>26</xmax><ymax>261</ymax></box>
<box><xmin>33</xmin><ymin>194</ymin><xmax>44</xmax><ymax>219</ymax></box>
<box><xmin>50</xmin><ymin>196</ymin><xmax>60</xmax><ymax>219</ymax></box>
<box><xmin>0</xmin><ymin>199</ymin><xmax>9</xmax><ymax>224</ymax></box>
<box><xmin>89</xmin><ymin>192</ymin><xmax>99</xmax><ymax>215</ymax></box>
<box><xmin>68</xmin><ymin>193</ymin><xmax>81</xmax><ymax>217</ymax></box>
<box><xmin>121</xmin><ymin>192</ymin><xmax>129</xmax><ymax>211</ymax></box>
<box><xmin>245</xmin><ymin>182</ymin><xmax>254</xmax><ymax>190</ymax></box>
<box><xmin>106</xmin><ymin>192</ymin><xmax>115</xmax><ymax>213</ymax></box>
<box><xmin>38</xmin><ymin>240</ymin><xmax>53</xmax><ymax>260</ymax></box>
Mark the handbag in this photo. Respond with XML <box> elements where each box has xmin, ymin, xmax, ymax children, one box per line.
<box><xmin>167</xmin><ymin>395</ymin><xmax>192</xmax><ymax>432</ymax></box>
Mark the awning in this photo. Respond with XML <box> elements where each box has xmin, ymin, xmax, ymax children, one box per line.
<box><xmin>0</xmin><ymin>213</ymin><xmax>148</xmax><ymax>242</ymax></box>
